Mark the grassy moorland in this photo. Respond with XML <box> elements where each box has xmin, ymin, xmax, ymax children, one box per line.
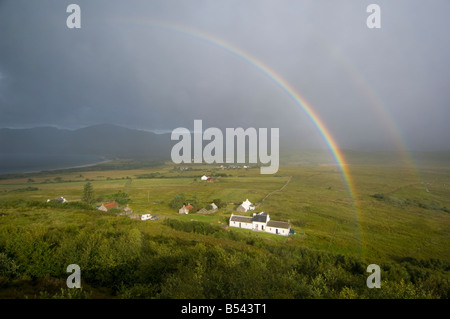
<box><xmin>0</xmin><ymin>151</ymin><xmax>449</xmax><ymax>298</ymax></box>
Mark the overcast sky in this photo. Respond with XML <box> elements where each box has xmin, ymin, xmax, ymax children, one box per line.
<box><xmin>0</xmin><ymin>0</ymin><xmax>449</xmax><ymax>151</ymax></box>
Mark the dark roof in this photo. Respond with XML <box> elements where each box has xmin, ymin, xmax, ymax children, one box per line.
<box><xmin>230</xmin><ymin>215</ymin><xmax>253</xmax><ymax>223</ymax></box>
<box><xmin>231</xmin><ymin>213</ymin><xmax>290</xmax><ymax>229</ymax></box>
<box><xmin>252</xmin><ymin>212</ymin><xmax>268</xmax><ymax>223</ymax></box>
<box><xmin>267</xmin><ymin>220</ymin><xmax>290</xmax><ymax>229</ymax></box>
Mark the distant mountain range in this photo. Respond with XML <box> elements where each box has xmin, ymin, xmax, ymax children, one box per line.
<box><xmin>0</xmin><ymin>124</ymin><xmax>173</xmax><ymax>159</ymax></box>
<box><xmin>0</xmin><ymin>124</ymin><xmax>321</xmax><ymax>159</ymax></box>
<box><xmin>1</xmin><ymin>124</ymin><xmax>449</xmax><ymax>174</ymax></box>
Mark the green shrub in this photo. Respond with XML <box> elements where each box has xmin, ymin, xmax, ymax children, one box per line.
<box><xmin>0</xmin><ymin>253</ymin><xmax>19</xmax><ymax>279</ymax></box>
<box><xmin>168</xmin><ymin>193</ymin><xmax>186</xmax><ymax>210</ymax></box>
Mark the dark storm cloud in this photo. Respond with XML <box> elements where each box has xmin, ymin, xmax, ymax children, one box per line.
<box><xmin>0</xmin><ymin>0</ymin><xmax>449</xmax><ymax>151</ymax></box>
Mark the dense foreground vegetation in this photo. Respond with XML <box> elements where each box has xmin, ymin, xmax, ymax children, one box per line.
<box><xmin>0</xmin><ymin>206</ymin><xmax>448</xmax><ymax>299</ymax></box>
<box><xmin>0</xmin><ymin>153</ymin><xmax>449</xmax><ymax>299</ymax></box>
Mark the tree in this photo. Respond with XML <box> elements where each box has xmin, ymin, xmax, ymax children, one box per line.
<box><xmin>108</xmin><ymin>191</ymin><xmax>130</xmax><ymax>205</ymax></box>
<box><xmin>169</xmin><ymin>193</ymin><xmax>186</xmax><ymax>210</ymax></box>
<box><xmin>82</xmin><ymin>182</ymin><xmax>95</xmax><ymax>205</ymax></box>
<box><xmin>212</xmin><ymin>198</ymin><xmax>226</xmax><ymax>208</ymax></box>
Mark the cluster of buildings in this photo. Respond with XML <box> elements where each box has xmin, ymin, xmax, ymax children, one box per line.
<box><xmin>97</xmin><ymin>202</ymin><xmax>156</xmax><ymax>221</ymax></box>
<box><xmin>49</xmin><ymin>179</ymin><xmax>292</xmax><ymax>236</ymax></box>
<box><xmin>179</xmin><ymin>197</ymin><xmax>292</xmax><ymax>236</ymax></box>
<box><xmin>229</xmin><ymin>199</ymin><xmax>292</xmax><ymax>236</ymax></box>
<box><xmin>229</xmin><ymin>212</ymin><xmax>291</xmax><ymax>236</ymax></box>
<box><xmin>219</xmin><ymin>165</ymin><xmax>250</xmax><ymax>169</ymax></box>
<box><xmin>179</xmin><ymin>202</ymin><xmax>218</xmax><ymax>215</ymax></box>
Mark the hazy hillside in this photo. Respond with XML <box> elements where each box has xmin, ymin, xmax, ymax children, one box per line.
<box><xmin>0</xmin><ymin>124</ymin><xmax>326</xmax><ymax>166</ymax></box>
<box><xmin>0</xmin><ymin>124</ymin><xmax>173</xmax><ymax>159</ymax></box>
<box><xmin>1</xmin><ymin>124</ymin><xmax>449</xmax><ymax>174</ymax></box>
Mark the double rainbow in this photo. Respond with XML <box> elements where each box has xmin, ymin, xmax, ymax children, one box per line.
<box><xmin>119</xmin><ymin>17</ymin><xmax>362</xmax><ymax>251</ymax></box>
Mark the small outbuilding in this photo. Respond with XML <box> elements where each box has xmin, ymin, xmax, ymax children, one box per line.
<box><xmin>236</xmin><ymin>199</ymin><xmax>255</xmax><ymax>213</ymax></box>
<box><xmin>179</xmin><ymin>204</ymin><xmax>193</xmax><ymax>214</ymax></box>
<box><xmin>97</xmin><ymin>201</ymin><xmax>119</xmax><ymax>212</ymax></box>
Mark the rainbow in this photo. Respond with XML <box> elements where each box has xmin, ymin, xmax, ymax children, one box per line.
<box><xmin>118</xmin><ymin>17</ymin><xmax>363</xmax><ymax>251</ymax></box>
<box><xmin>310</xmin><ymin>29</ymin><xmax>418</xmax><ymax>173</ymax></box>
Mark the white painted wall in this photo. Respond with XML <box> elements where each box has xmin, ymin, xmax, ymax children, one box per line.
<box><xmin>230</xmin><ymin>220</ymin><xmax>253</xmax><ymax>230</ymax></box>
<box><xmin>266</xmin><ymin>227</ymin><xmax>289</xmax><ymax>236</ymax></box>
<box><xmin>253</xmin><ymin>222</ymin><xmax>266</xmax><ymax>231</ymax></box>
<box><xmin>230</xmin><ymin>214</ymin><xmax>290</xmax><ymax>236</ymax></box>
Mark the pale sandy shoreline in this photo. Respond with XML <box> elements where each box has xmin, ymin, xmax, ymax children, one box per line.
<box><xmin>0</xmin><ymin>159</ymin><xmax>112</xmax><ymax>175</ymax></box>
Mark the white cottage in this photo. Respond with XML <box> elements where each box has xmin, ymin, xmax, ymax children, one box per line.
<box><xmin>236</xmin><ymin>199</ymin><xmax>255</xmax><ymax>213</ymax></box>
<box><xmin>179</xmin><ymin>204</ymin><xmax>193</xmax><ymax>214</ymax></box>
<box><xmin>179</xmin><ymin>205</ymin><xmax>189</xmax><ymax>214</ymax></box>
<box><xmin>251</xmin><ymin>212</ymin><xmax>269</xmax><ymax>231</ymax></box>
<box><xmin>266</xmin><ymin>220</ymin><xmax>291</xmax><ymax>236</ymax></box>
<box><xmin>229</xmin><ymin>215</ymin><xmax>253</xmax><ymax>230</ymax></box>
<box><xmin>229</xmin><ymin>212</ymin><xmax>291</xmax><ymax>236</ymax></box>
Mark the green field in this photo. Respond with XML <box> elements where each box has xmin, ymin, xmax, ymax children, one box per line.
<box><xmin>0</xmin><ymin>151</ymin><xmax>449</xmax><ymax>298</ymax></box>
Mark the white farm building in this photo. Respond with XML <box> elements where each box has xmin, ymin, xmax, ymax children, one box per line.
<box><xmin>229</xmin><ymin>212</ymin><xmax>291</xmax><ymax>236</ymax></box>
<box><xmin>236</xmin><ymin>199</ymin><xmax>255</xmax><ymax>213</ymax></box>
